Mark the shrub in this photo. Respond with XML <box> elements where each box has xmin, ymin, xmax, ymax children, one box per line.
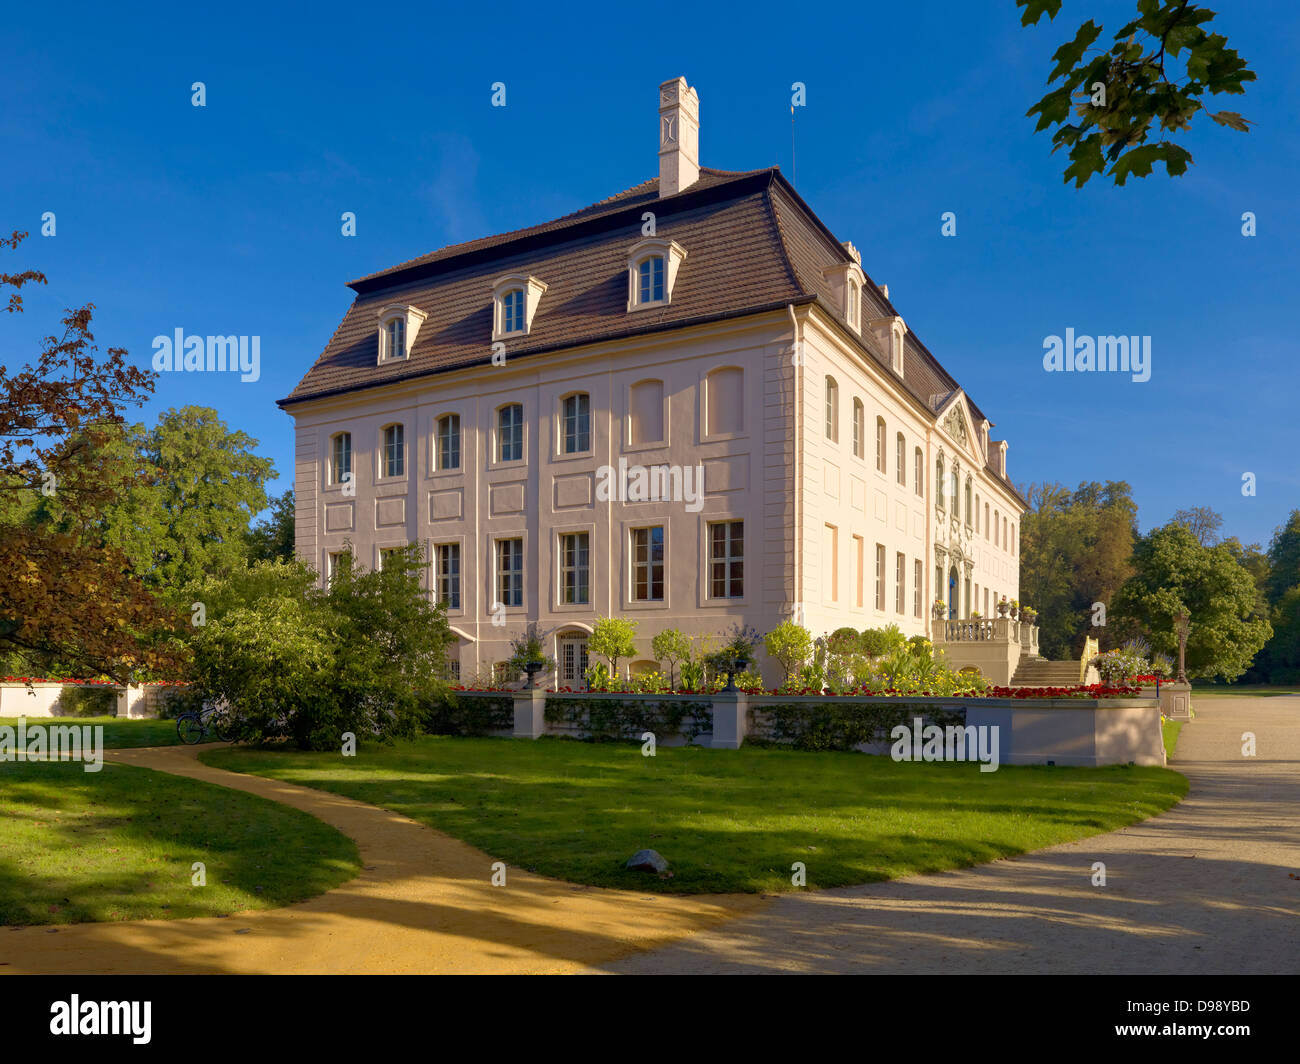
<box><xmin>544</xmin><ymin>695</ymin><xmax>711</xmax><ymax>742</ymax></box>
<box><xmin>629</xmin><ymin>669</ymin><xmax>672</xmax><ymax>694</ymax></box>
<box><xmin>1150</xmin><ymin>652</ymin><xmax>1174</xmax><ymax>678</ymax></box>
<box><xmin>589</xmin><ymin>617</ymin><xmax>638</xmax><ymax>680</ymax></box>
<box><xmin>764</xmin><ymin>620</ymin><xmax>812</xmax><ymax>686</ymax></box>
<box><xmin>755</xmin><ymin>701</ymin><xmax>966</xmax><ymax>752</ymax></box>
<box><xmin>58</xmin><ymin>684</ymin><xmax>117</xmax><ymax>717</ymax></box>
<box><xmin>420</xmin><ymin>692</ymin><xmax>513</xmax><ymax>736</ymax></box>
<box><xmin>504</xmin><ymin>622</ymin><xmax>556</xmax><ymax>681</ymax></box>
<box><xmin>651</xmin><ymin>628</ymin><xmax>691</xmax><ymax>688</ymax></box>
<box><xmin>1093</xmin><ymin>648</ymin><xmax>1150</xmax><ymax>685</ymax></box>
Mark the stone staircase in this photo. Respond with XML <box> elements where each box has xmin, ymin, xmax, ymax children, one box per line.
<box><xmin>1009</xmin><ymin>656</ymin><xmax>1084</xmax><ymax>688</ymax></box>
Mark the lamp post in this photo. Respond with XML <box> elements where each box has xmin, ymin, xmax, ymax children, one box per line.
<box><xmin>1174</xmin><ymin>611</ymin><xmax>1191</xmax><ymax>685</ymax></box>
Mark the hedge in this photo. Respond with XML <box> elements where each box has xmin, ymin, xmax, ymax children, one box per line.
<box><xmin>750</xmin><ymin>700</ymin><xmax>967</xmax><ymax>752</ymax></box>
<box><xmin>544</xmin><ymin>695</ymin><xmax>713</xmax><ymax>742</ymax></box>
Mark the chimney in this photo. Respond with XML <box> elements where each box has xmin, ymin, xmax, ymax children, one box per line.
<box><xmin>658</xmin><ymin>77</ymin><xmax>700</xmax><ymax>197</ymax></box>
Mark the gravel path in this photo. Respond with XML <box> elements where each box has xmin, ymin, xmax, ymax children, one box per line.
<box><xmin>601</xmin><ymin>696</ymin><xmax>1300</xmax><ymax>974</ymax></box>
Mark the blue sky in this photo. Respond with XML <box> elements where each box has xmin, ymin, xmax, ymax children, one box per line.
<box><xmin>3</xmin><ymin>0</ymin><xmax>1296</xmax><ymax>548</ymax></box>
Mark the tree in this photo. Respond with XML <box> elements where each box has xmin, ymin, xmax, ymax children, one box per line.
<box><xmin>588</xmin><ymin>616</ymin><xmax>638</xmax><ymax>680</ymax></box>
<box><xmin>92</xmin><ymin>407</ymin><xmax>275</xmax><ymax>592</ymax></box>
<box><xmin>1172</xmin><ymin>506</ymin><xmax>1223</xmax><ymax>547</ymax></box>
<box><xmin>1265</xmin><ymin>510</ymin><xmax>1300</xmax><ymax>607</ymax></box>
<box><xmin>1111</xmin><ymin>522</ymin><xmax>1271</xmax><ymax>681</ymax></box>
<box><xmin>763</xmin><ymin>620</ymin><xmax>812</xmax><ymax>687</ymax></box>
<box><xmin>651</xmin><ymin>627</ymin><xmax>692</xmax><ymax>688</ymax></box>
<box><xmin>1019</xmin><ymin>1</ymin><xmax>1255</xmax><ymax>187</ymax></box>
<box><xmin>247</xmin><ymin>489</ymin><xmax>296</xmax><ymax>563</ymax></box>
<box><xmin>0</xmin><ymin>231</ymin><xmax>179</xmax><ymax>680</ymax></box>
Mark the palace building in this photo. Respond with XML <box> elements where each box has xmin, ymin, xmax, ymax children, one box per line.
<box><xmin>279</xmin><ymin>77</ymin><xmax>1027</xmax><ymax>688</ymax></box>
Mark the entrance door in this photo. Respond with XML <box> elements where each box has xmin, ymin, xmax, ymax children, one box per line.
<box><xmin>948</xmin><ymin>566</ymin><xmax>959</xmax><ymax>619</ymax></box>
<box><xmin>558</xmin><ymin>635</ymin><xmax>589</xmax><ymax>689</ymax></box>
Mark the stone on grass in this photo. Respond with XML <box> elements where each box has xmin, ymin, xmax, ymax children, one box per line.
<box><xmin>625</xmin><ymin>849</ymin><xmax>669</xmax><ymax>873</ymax></box>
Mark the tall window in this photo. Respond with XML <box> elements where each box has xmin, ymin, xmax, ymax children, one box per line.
<box><xmin>327</xmin><ymin>550</ymin><xmax>345</xmax><ymax>585</ymax></box>
<box><xmin>561</xmin><ymin>393</ymin><xmax>591</xmax><ymax>454</ymax></box>
<box><xmin>709</xmin><ymin>521</ymin><xmax>744</xmax><ymax>599</ymax></box>
<box><xmin>875</xmin><ymin>544</ymin><xmax>886</xmax><ymax>611</ymax></box>
<box><xmin>435</xmin><ymin>544</ymin><xmax>461</xmax><ymax>609</ymax></box>
<box><xmin>994</xmin><ymin>510</ymin><xmax>1000</xmax><ymax>546</ymax></box>
<box><xmin>330</xmin><ymin>432</ymin><xmax>352</xmax><ymax>486</ymax></box>
<box><xmin>936</xmin><ymin>456</ymin><xmax>945</xmax><ymax>507</ymax></box>
<box><xmin>976</xmin><ymin>493</ymin><xmax>981</xmax><ymax>532</ymax></box>
<box><xmin>496</xmin><ymin>538</ymin><xmax>523</xmax><ymax>607</ymax></box>
<box><xmin>559</xmin><ymin>532</ymin><xmax>590</xmax><ymax>604</ymax></box>
<box><xmin>896</xmin><ymin>552</ymin><xmax>906</xmax><ymax>614</ymax></box>
<box><xmin>638</xmin><ymin>255</ymin><xmax>666</xmax><ymax>304</ymax></box>
<box><xmin>385</xmin><ymin>317</ymin><xmax>405</xmax><ymax>360</ymax></box>
<box><xmin>705</xmin><ymin>367</ymin><xmax>744</xmax><ymax>436</ymax></box>
<box><xmin>497</xmin><ymin>404</ymin><xmax>523</xmax><ymax>462</ymax></box>
<box><xmin>914</xmin><ymin>559</ymin><xmax>923</xmax><ymax>617</ymax></box>
<box><xmin>1011</xmin><ymin>524</ymin><xmax>1016</xmax><ymax>555</ymax></box>
<box><xmin>852</xmin><ymin>399</ymin><xmax>864</xmax><ymax>458</ymax></box>
<box><xmin>875</xmin><ymin>418</ymin><xmax>887</xmax><ymax>474</ymax></box>
<box><xmin>502</xmin><ymin>289</ymin><xmax>525</xmax><ymax>334</ymax></box>
<box><xmin>854</xmin><ymin>535</ymin><xmax>864</xmax><ymax>608</ymax></box>
<box><xmin>629</xmin><ymin>379</ymin><xmax>664</xmax><ymax>445</ymax></box>
<box><xmin>896</xmin><ymin>433</ymin><xmax>906</xmax><ymax>485</ymax></box>
<box><xmin>436</xmin><ymin>414</ymin><xmax>460</xmax><ymax>470</ymax></box>
<box><xmin>382</xmin><ymin>424</ymin><xmax>404</xmax><ymax>478</ymax></box>
<box><xmin>847</xmin><ymin>281</ymin><xmax>859</xmax><ymax>328</ymax></box>
<box><xmin>914</xmin><ymin>447</ymin><xmax>923</xmax><ymax>495</ymax></box>
<box><xmin>631</xmin><ymin>526</ymin><xmax>665</xmax><ymax>602</ymax></box>
<box><xmin>825</xmin><ymin>377</ymin><xmax>838</xmax><ymax>441</ymax></box>
<box><xmin>965</xmin><ymin>479</ymin><xmax>972</xmax><ymax>526</ymax></box>
<box><xmin>823</xmin><ymin>524</ymin><xmax>838</xmax><ymax>604</ymax></box>
<box><xmin>985</xmin><ymin>502</ymin><xmax>990</xmax><ymax>538</ymax></box>
<box><xmin>1004</xmin><ymin>516</ymin><xmax>1009</xmax><ymax>549</ymax></box>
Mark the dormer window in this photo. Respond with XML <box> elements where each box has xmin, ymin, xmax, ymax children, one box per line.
<box><xmin>377</xmin><ymin>304</ymin><xmax>427</xmax><ymax>364</ymax></box>
<box><xmin>867</xmin><ymin>313</ymin><xmax>907</xmax><ymax>375</ymax></box>
<box><xmin>824</xmin><ymin>259</ymin><xmax>866</xmax><ymax>334</ymax></box>
<box><xmin>491</xmin><ymin>274</ymin><xmax>548</xmax><ymax>341</ymax></box>
<box><xmin>847</xmin><ymin>281</ymin><xmax>860</xmax><ymax>330</ymax></box>
<box><xmin>627</xmin><ymin>238</ymin><xmax>686</xmax><ymax>311</ymax></box>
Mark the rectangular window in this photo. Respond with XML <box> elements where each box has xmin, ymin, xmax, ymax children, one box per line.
<box><xmin>383</xmin><ymin>424</ymin><xmax>404</xmax><ymax>478</ymax></box>
<box><xmin>638</xmin><ymin>256</ymin><xmax>665</xmax><ymax>303</ymax></box>
<box><xmin>896</xmin><ymin>435</ymin><xmax>905</xmax><ymax>485</ymax></box>
<box><xmin>876</xmin><ymin>419</ymin><xmax>887</xmax><ymax>474</ymax></box>
<box><xmin>914</xmin><ymin>559</ymin><xmax>922</xmax><ymax>618</ymax></box>
<box><xmin>631</xmin><ymin>526</ymin><xmax>665</xmax><ymax>602</ymax></box>
<box><xmin>447</xmin><ymin>658</ymin><xmax>461</xmax><ymax>683</ymax></box>
<box><xmin>437</xmin><ymin>414</ymin><xmax>461</xmax><ymax>470</ymax></box>
<box><xmin>853</xmin><ymin>535</ymin><xmax>864</xmax><ymax>608</ymax></box>
<box><xmin>386</xmin><ymin>317</ymin><xmax>405</xmax><ymax>360</ymax></box>
<box><xmin>435</xmin><ymin>544</ymin><xmax>461</xmax><ymax>609</ymax></box>
<box><xmin>709</xmin><ymin>520</ymin><xmax>744</xmax><ymax>599</ymax></box>
<box><xmin>559</xmin><ymin>532</ymin><xmax>590</xmax><ymax>605</ymax></box>
<box><xmin>562</xmin><ymin>393</ymin><xmax>591</xmax><ymax>454</ymax></box>
<box><xmin>985</xmin><ymin>587</ymin><xmax>990</xmax><ymax>616</ymax></box>
<box><xmin>331</xmin><ymin>433</ymin><xmax>352</xmax><ymax>486</ymax></box>
<box><xmin>896</xmin><ymin>552</ymin><xmax>906</xmax><ymax>614</ymax></box>
<box><xmin>496</xmin><ymin>538</ymin><xmax>523</xmax><ymax>608</ymax></box>
<box><xmin>875</xmin><ymin>543</ymin><xmax>886</xmax><ymax>611</ymax></box>
<box><xmin>915</xmin><ymin>449</ymin><xmax>923</xmax><ymax>496</ymax></box>
<box><xmin>498</xmin><ymin>405</ymin><xmax>523</xmax><ymax>462</ymax></box>
<box><xmin>327</xmin><ymin>550</ymin><xmax>344</xmax><ymax>584</ymax></box>
<box><xmin>503</xmin><ymin>290</ymin><xmax>524</xmax><ymax>333</ymax></box>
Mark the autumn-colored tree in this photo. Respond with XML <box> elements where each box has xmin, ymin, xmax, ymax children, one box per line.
<box><xmin>0</xmin><ymin>231</ymin><xmax>181</xmax><ymax>680</ymax></box>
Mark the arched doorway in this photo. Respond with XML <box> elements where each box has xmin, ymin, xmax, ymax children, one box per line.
<box><xmin>948</xmin><ymin>566</ymin><xmax>959</xmax><ymax>619</ymax></box>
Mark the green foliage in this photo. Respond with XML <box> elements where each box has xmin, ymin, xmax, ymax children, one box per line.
<box><xmin>1020</xmin><ymin>0</ymin><xmax>1255</xmax><ymax>187</ymax></box>
<box><xmin>246</xmin><ymin>489</ymin><xmax>295</xmax><ymax>563</ymax></box>
<box><xmin>419</xmin><ymin>693</ymin><xmax>513</xmax><ymax>736</ymax></box>
<box><xmin>588</xmin><ymin>616</ymin><xmax>638</xmax><ymax>679</ymax></box>
<box><xmin>504</xmin><ymin>621</ymin><xmax>556</xmax><ymax>680</ymax></box>
<box><xmin>584</xmin><ymin>661</ymin><xmax>615</xmax><ymax>692</ymax></box>
<box><xmin>763</xmin><ymin>620</ymin><xmax>812</xmax><ymax>686</ymax></box>
<box><xmin>1112</xmin><ymin>522</ymin><xmax>1272</xmax><ymax>681</ymax></box>
<box><xmin>190</xmin><ymin>544</ymin><xmax>453</xmax><ymax>749</ymax></box>
<box><xmin>544</xmin><ymin>696</ymin><xmax>711</xmax><ymax>743</ymax></box>
<box><xmin>756</xmin><ymin>702</ymin><xmax>965</xmax><ymax>752</ymax></box>
<box><xmin>650</xmin><ymin>628</ymin><xmax>691</xmax><ymax>688</ymax></box>
<box><xmin>629</xmin><ymin>669</ymin><xmax>672</xmax><ymax>694</ymax></box>
<box><xmin>1093</xmin><ymin>648</ymin><xmax>1149</xmax><ymax>685</ymax></box>
<box><xmin>57</xmin><ymin>684</ymin><xmax>117</xmax><ymax>717</ymax></box>
<box><xmin>860</xmin><ymin>624</ymin><xmax>908</xmax><ymax>659</ymax></box>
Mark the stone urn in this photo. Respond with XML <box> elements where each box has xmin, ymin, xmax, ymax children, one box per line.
<box><xmin>997</xmin><ymin>601</ymin><xmax>1010</xmax><ymax>618</ymax></box>
<box><xmin>522</xmin><ymin>660</ymin><xmax>546</xmax><ymax>689</ymax></box>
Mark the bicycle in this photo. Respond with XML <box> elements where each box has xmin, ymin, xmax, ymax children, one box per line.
<box><xmin>176</xmin><ymin>705</ymin><xmax>240</xmax><ymax>745</ymax></box>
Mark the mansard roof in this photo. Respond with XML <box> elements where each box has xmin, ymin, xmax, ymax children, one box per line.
<box><xmin>280</xmin><ymin>165</ymin><xmax>1014</xmax><ymax>499</ymax></box>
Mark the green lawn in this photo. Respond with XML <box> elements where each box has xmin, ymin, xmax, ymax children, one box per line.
<box><xmin>1162</xmin><ymin>719</ymin><xmax>1183</xmax><ymax>761</ymax></box>
<box><xmin>204</xmin><ymin>736</ymin><xmax>1188</xmax><ymax>895</ymax></box>
<box><xmin>0</xmin><ymin>759</ymin><xmax>360</xmax><ymax>926</ymax></box>
<box><xmin>1191</xmin><ymin>685</ymin><xmax>1300</xmax><ymax>698</ymax></box>
<box><xmin>1</xmin><ymin>715</ymin><xmax>183</xmax><ymax>748</ymax></box>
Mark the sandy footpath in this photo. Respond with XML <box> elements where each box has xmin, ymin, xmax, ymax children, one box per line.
<box><xmin>601</xmin><ymin>696</ymin><xmax>1300</xmax><ymax>974</ymax></box>
<box><xmin>0</xmin><ymin>744</ymin><xmax>760</xmax><ymax>975</ymax></box>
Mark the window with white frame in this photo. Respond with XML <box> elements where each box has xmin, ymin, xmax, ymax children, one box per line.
<box><xmin>496</xmin><ymin>538</ymin><xmax>523</xmax><ymax>607</ymax></box>
<box><xmin>896</xmin><ymin>433</ymin><xmax>906</xmax><ymax>485</ymax></box>
<box><xmin>914</xmin><ymin>447</ymin><xmax>924</xmax><ymax>496</ymax></box>
<box><xmin>559</xmin><ymin>532</ymin><xmax>590</xmax><ymax>604</ymax></box>
<box><xmin>377</xmin><ymin>304</ymin><xmax>426</xmax><ymax>365</ymax></box>
<box><xmin>491</xmin><ymin>275</ymin><xmax>547</xmax><ymax>340</ymax></box>
<box><xmin>435</xmin><ymin>543</ymin><xmax>461</xmax><ymax>609</ymax></box>
<box><xmin>631</xmin><ymin>526</ymin><xmax>665</xmax><ymax>602</ymax></box>
<box><xmin>560</xmin><ymin>393</ymin><xmax>590</xmax><ymax>454</ymax></box>
<box><xmin>875</xmin><ymin>543</ymin><xmax>886</xmax><ymax>611</ymax></box>
<box><xmin>825</xmin><ymin>377</ymin><xmax>838</xmax><ymax>441</ymax></box>
<box><xmin>436</xmin><ymin>414</ymin><xmax>460</xmax><ymax>470</ymax></box>
<box><xmin>896</xmin><ymin>552</ymin><xmax>906</xmax><ymax>614</ymax></box>
<box><xmin>330</xmin><ymin>432</ymin><xmax>351</xmax><ymax>486</ymax></box>
<box><xmin>876</xmin><ymin>417</ymin><xmax>887</xmax><ymax>474</ymax></box>
<box><xmin>913</xmin><ymin>559</ymin><xmax>922</xmax><ymax>617</ymax></box>
<box><xmin>708</xmin><ymin>521</ymin><xmax>744</xmax><ymax>599</ymax></box>
<box><xmin>852</xmin><ymin>399</ymin><xmax>864</xmax><ymax>458</ymax></box>
<box><xmin>381</xmin><ymin>424</ymin><xmax>404</xmax><ymax>478</ymax></box>
<box><xmin>497</xmin><ymin>404</ymin><xmax>523</xmax><ymax>463</ymax></box>
<box><xmin>626</xmin><ymin>238</ymin><xmax>686</xmax><ymax>310</ymax></box>
<box><xmin>501</xmin><ymin>289</ymin><xmax>525</xmax><ymax>335</ymax></box>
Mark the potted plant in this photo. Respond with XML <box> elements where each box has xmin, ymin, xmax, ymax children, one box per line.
<box><xmin>1021</xmin><ymin>605</ymin><xmax>1037</xmax><ymax>624</ymax></box>
<box><xmin>970</xmin><ymin>610</ymin><xmax>983</xmax><ymax>621</ymax></box>
<box><xmin>506</xmin><ymin>622</ymin><xmax>556</xmax><ymax>689</ymax></box>
<box><xmin>932</xmin><ymin>597</ymin><xmax>947</xmax><ymax>620</ymax></box>
<box><xmin>997</xmin><ymin>597</ymin><xmax>1010</xmax><ymax>617</ymax></box>
<box><xmin>710</xmin><ymin>624</ymin><xmax>761</xmax><ymax>692</ymax></box>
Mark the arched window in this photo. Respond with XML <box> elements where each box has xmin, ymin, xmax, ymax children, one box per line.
<box><xmin>975</xmin><ymin>493</ymin><xmax>981</xmax><ymax>532</ymax></box>
<box><xmin>985</xmin><ymin>502</ymin><xmax>990</xmax><ymax>538</ymax></box>
<box><xmin>385</xmin><ymin>317</ymin><xmax>405</xmax><ymax>360</ymax></box>
<box><xmin>638</xmin><ymin>255</ymin><xmax>666</xmax><ymax>305</ymax></box>
<box><xmin>914</xmin><ymin>447</ymin><xmax>923</xmax><ymax>496</ymax></box>
<box><xmin>330</xmin><ymin>432</ymin><xmax>352</xmax><ymax>486</ymax></box>
<box><xmin>965</xmin><ymin>478</ymin><xmax>972</xmax><ymax>526</ymax></box>
<box><xmin>501</xmin><ymin>289</ymin><xmax>525</xmax><ymax>334</ymax></box>
<box><xmin>436</xmin><ymin>414</ymin><xmax>460</xmax><ymax>470</ymax></box>
<box><xmin>705</xmin><ymin>367</ymin><xmax>743</xmax><ymax>436</ymax></box>
<box><xmin>560</xmin><ymin>393</ymin><xmax>591</xmax><ymax>454</ymax></box>
<box><xmin>875</xmin><ymin>417</ymin><xmax>887</xmax><ymax>474</ymax></box>
<box><xmin>936</xmin><ymin>456</ymin><xmax>945</xmax><ymax>507</ymax></box>
<box><xmin>896</xmin><ymin>433</ymin><xmax>905</xmax><ymax>485</ymax></box>
<box><xmin>825</xmin><ymin>377</ymin><xmax>838</xmax><ymax>441</ymax></box>
<box><xmin>497</xmin><ymin>404</ymin><xmax>523</xmax><ymax>462</ymax></box>
<box><xmin>381</xmin><ymin>423</ymin><xmax>405</xmax><ymax>478</ymax></box>
<box><xmin>852</xmin><ymin>399</ymin><xmax>864</xmax><ymax>458</ymax></box>
<box><xmin>1010</xmin><ymin>524</ymin><xmax>1016</xmax><ymax>555</ymax></box>
<box><xmin>847</xmin><ymin>281</ymin><xmax>859</xmax><ymax>329</ymax></box>
<box><xmin>994</xmin><ymin>509</ymin><xmax>1000</xmax><ymax>546</ymax></box>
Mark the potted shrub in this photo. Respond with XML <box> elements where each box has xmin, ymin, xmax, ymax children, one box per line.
<box><xmin>505</xmin><ymin>622</ymin><xmax>556</xmax><ymax>689</ymax></box>
<box><xmin>710</xmin><ymin>623</ymin><xmax>761</xmax><ymax>692</ymax></box>
<box><xmin>997</xmin><ymin>597</ymin><xmax>1010</xmax><ymax>617</ymax></box>
<box><xmin>970</xmin><ymin>610</ymin><xmax>983</xmax><ymax>621</ymax></box>
<box><xmin>1021</xmin><ymin>605</ymin><xmax>1037</xmax><ymax>624</ymax></box>
<box><xmin>932</xmin><ymin>597</ymin><xmax>947</xmax><ymax>620</ymax></box>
